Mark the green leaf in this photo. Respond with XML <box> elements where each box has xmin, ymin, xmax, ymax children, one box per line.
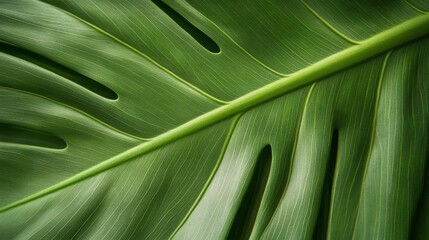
<box><xmin>0</xmin><ymin>0</ymin><xmax>428</xmax><ymax>239</ymax></box>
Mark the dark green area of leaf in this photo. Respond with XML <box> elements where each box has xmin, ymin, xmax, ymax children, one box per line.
<box><xmin>410</xmin><ymin>152</ymin><xmax>429</xmax><ymax>240</ymax></box>
<box><xmin>313</xmin><ymin>129</ymin><xmax>338</xmax><ymax>240</ymax></box>
<box><xmin>0</xmin><ymin>123</ymin><xmax>66</xmax><ymax>149</ymax></box>
<box><xmin>151</xmin><ymin>0</ymin><xmax>220</xmax><ymax>53</ymax></box>
<box><xmin>227</xmin><ymin>145</ymin><xmax>272</xmax><ymax>240</ymax></box>
<box><xmin>0</xmin><ymin>42</ymin><xmax>118</xmax><ymax>100</ymax></box>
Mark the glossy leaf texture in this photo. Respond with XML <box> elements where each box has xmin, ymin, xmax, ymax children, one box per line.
<box><xmin>0</xmin><ymin>0</ymin><xmax>428</xmax><ymax>239</ymax></box>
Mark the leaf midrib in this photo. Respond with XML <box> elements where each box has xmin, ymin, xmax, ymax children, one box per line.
<box><xmin>1</xmin><ymin>13</ymin><xmax>428</xmax><ymax>212</ymax></box>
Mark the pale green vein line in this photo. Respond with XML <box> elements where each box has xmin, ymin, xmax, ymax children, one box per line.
<box><xmin>178</xmin><ymin>1</ymin><xmax>288</xmax><ymax>77</ymax></box>
<box><xmin>260</xmin><ymin>83</ymin><xmax>316</xmax><ymax>239</ymax></box>
<box><xmin>402</xmin><ymin>0</ymin><xmax>428</xmax><ymax>14</ymax></box>
<box><xmin>300</xmin><ymin>0</ymin><xmax>361</xmax><ymax>45</ymax></box>
<box><xmin>1</xmin><ymin>14</ymin><xmax>428</xmax><ymax>212</ymax></box>
<box><xmin>168</xmin><ymin>113</ymin><xmax>242</xmax><ymax>240</ymax></box>
<box><xmin>0</xmin><ymin>86</ymin><xmax>147</xmax><ymax>141</ymax></box>
<box><xmin>37</xmin><ymin>0</ymin><xmax>228</xmax><ymax>105</ymax></box>
<box><xmin>351</xmin><ymin>51</ymin><xmax>392</xmax><ymax>239</ymax></box>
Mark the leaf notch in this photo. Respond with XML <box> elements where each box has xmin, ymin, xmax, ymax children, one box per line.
<box><xmin>0</xmin><ymin>42</ymin><xmax>118</xmax><ymax>100</ymax></box>
<box><xmin>312</xmin><ymin>129</ymin><xmax>339</xmax><ymax>239</ymax></box>
<box><xmin>227</xmin><ymin>145</ymin><xmax>272</xmax><ymax>240</ymax></box>
<box><xmin>0</xmin><ymin>123</ymin><xmax>66</xmax><ymax>149</ymax></box>
<box><xmin>151</xmin><ymin>0</ymin><xmax>220</xmax><ymax>53</ymax></box>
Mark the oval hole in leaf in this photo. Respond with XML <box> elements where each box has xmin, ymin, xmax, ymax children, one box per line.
<box><xmin>151</xmin><ymin>0</ymin><xmax>220</xmax><ymax>53</ymax></box>
<box><xmin>0</xmin><ymin>123</ymin><xmax>67</xmax><ymax>149</ymax></box>
<box><xmin>227</xmin><ymin>145</ymin><xmax>272</xmax><ymax>240</ymax></box>
<box><xmin>313</xmin><ymin>129</ymin><xmax>339</xmax><ymax>240</ymax></box>
<box><xmin>0</xmin><ymin>42</ymin><xmax>118</xmax><ymax>100</ymax></box>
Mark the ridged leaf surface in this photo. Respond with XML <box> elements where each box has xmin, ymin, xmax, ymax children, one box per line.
<box><xmin>0</xmin><ymin>0</ymin><xmax>428</xmax><ymax>239</ymax></box>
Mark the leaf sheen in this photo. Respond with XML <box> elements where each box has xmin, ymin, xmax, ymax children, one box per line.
<box><xmin>0</xmin><ymin>0</ymin><xmax>428</xmax><ymax>239</ymax></box>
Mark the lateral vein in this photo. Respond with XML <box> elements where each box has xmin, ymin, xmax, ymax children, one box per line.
<box><xmin>351</xmin><ymin>51</ymin><xmax>392</xmax><ymax>239</ymax></box>
<box><xmin>299</xmin><ymin>0</ymin><xmax>361</xmax><ymax>45</ymax></box>
<box><xmin>36</xmin><ymin>0</ymin><xmax>228</xmax><ymax>105</ymax></box>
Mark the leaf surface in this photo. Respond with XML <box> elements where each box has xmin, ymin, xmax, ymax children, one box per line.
<box><xmin>0</xmin><ymin>0</ymin><xmax>428</xmax><ymax>239</ymax></box>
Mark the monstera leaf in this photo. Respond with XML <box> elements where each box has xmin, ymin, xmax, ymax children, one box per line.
<box><xmin>1</xmin><ymin>0</ymin><xmax>428</xmax><ymax>239</ymax></box>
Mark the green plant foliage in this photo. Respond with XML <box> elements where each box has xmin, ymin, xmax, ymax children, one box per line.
<box><xmin>0</xmin><ymin>0</ymin><xmax>428</xmax><ymax>239</ymax></box>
